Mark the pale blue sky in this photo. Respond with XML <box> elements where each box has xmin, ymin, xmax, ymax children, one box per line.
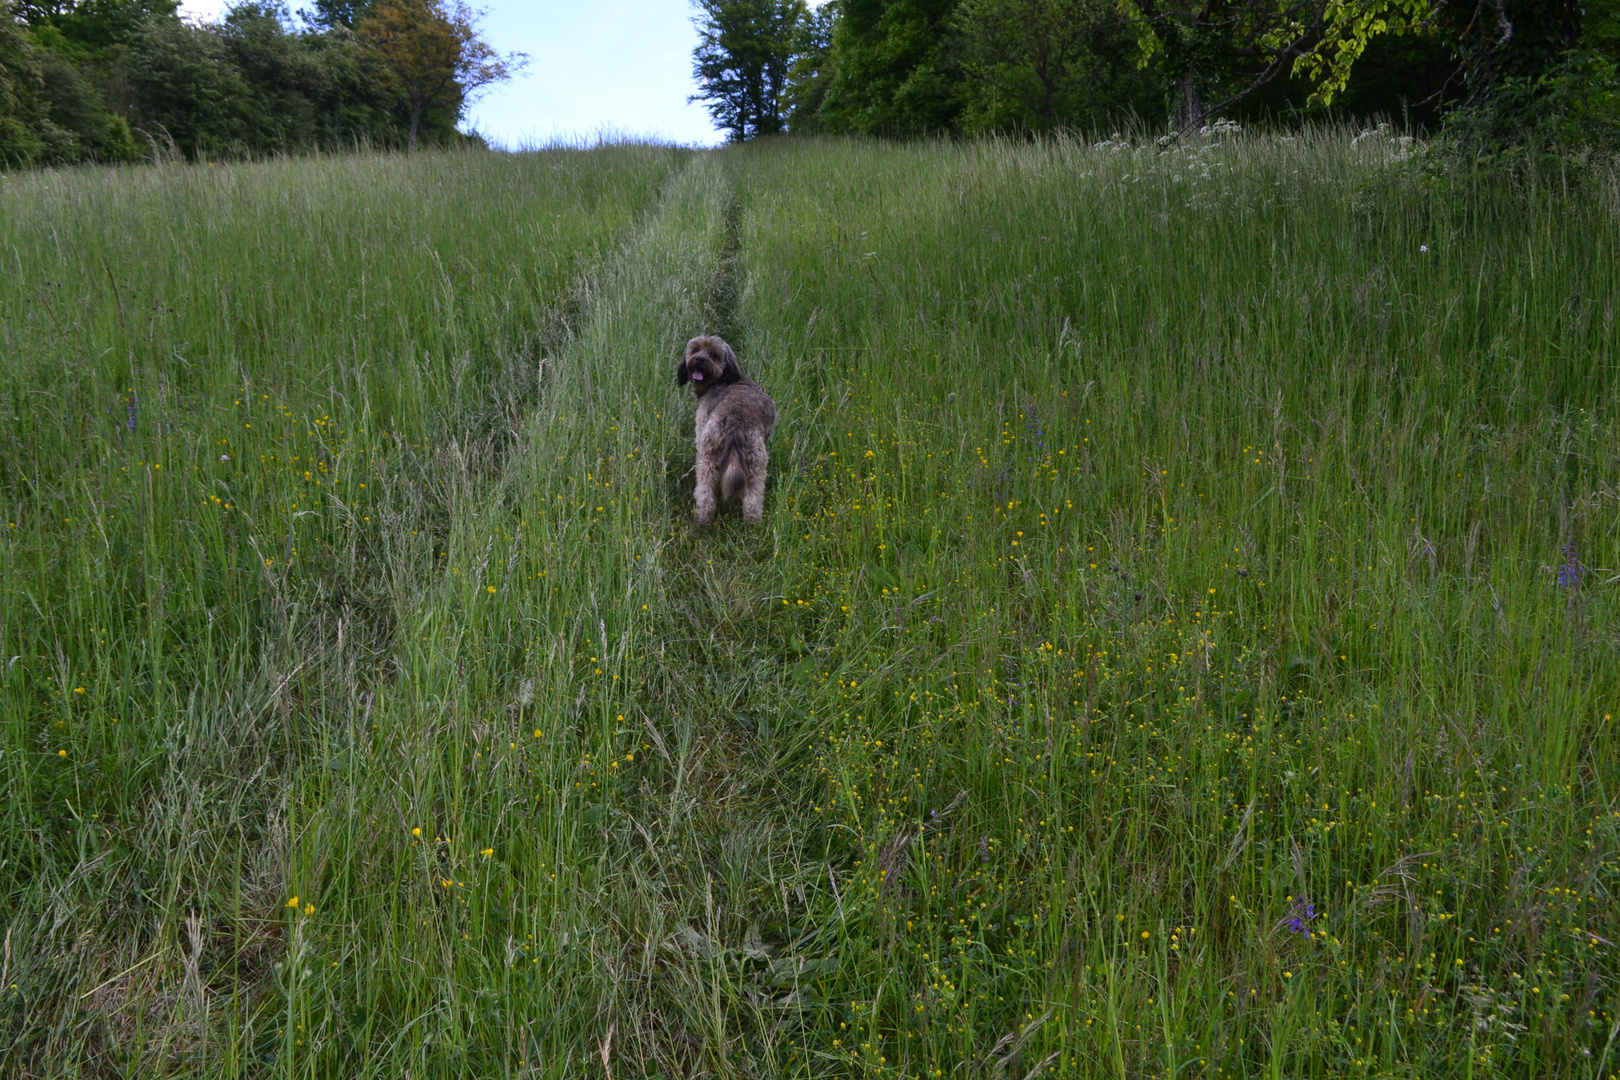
<box><xmin>176</xmin><ymin>1</ymin><xmax>740</xmax><ymax>146</ymax></box>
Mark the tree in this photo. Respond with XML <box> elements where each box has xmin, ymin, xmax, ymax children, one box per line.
<box><xmin>782</xmin><ymin>0</ymin><xmax>837</xmax><ymax>128</ymax></box>
<box><xmin>1437</xmin><ymin>0</ymin><xmax>1583</xmax><ymax>92</ymax></box>
<box><xmin>305</xmin><ymin>0</ymin><xmax>370</xmax><ymax>28</ymax></box>
<box><xmin>288</xmin><ymin>16</ymin><xmax>414</xmax><ymax>148</ymax></box>
<box><xmin>226</xmin><ymin>2</ymin><xmax>415</xmax><ymax>152</ymax></box>
<box><xmin>1123</xmin><ymin>0</ymin><xmax>1431</xmax><ymax>131</ymax></box>
<box><xmin>2</xmin><ymin>0</ymin><xmax>53</xmax><ymax>166</ymax></box>
<box><xmin>1282</xmin><ymin>29</ymin><xmax>1453</xmax><ymax>128</ymax></box>
<box><xmin>1424</xmin><ymin>0</ymin><xmax>1613</xmax><ymax>151</ymax></box>
<box><xmin>356</xmin><ymin>0</ymin><xmax>521</xmax><ymax>150</ymax></box>
<box><xmin>125</xmin><ymin>14</ymin><xmax>256</xmax><ymax>154</ymax></box>
<box><xmin>956</xmin><ymin>0</ymin><xmax>1095</xmax><ymax>131</ymax></box>
<box><xmin>2</xmin><ymin>0</ymin><xmax>451</xmax><ymax>168</ymax></box>
<box><xmin>954</xmin><ymin>0</ymin><xmax>1159</xmax><ymax>131</ymax></box>
<box><xmin>219</xmin><ymin>2</ymin><xmax>324</xmax><ymax>148</ymax></box>
<box><xmin>690</xmin><ymin>0</ymin><xmax>806</xmax><ymax>141</ymax></box>
<box><xmin>14</xmin><ymin>0</ymin><xmax>178</xmax><ymax>55</ymax></box>
<box><xmin>815</xmin><ymin>0</ymin><xmax>963</xmax><ymax>134</ymax></box>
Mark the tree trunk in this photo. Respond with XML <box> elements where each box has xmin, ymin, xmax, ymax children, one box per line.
<box><xmin>408</xmin><ymin>98</ymin><xmax>422</xmax><ymax>152</ymax></box>
<box><xmin>1173</xmin><ymin>70</ymin><xmax>1204</xmax><ymax>131</ymax></box>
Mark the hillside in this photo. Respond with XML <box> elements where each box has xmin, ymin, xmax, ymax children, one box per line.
<box><xmin>1</xmin><ymin>135</ymin><xmax>1617</xmax><ymax>1077</ymax></box>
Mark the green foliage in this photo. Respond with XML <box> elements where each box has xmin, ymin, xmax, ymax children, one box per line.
<box><xmin>221</xmin><ymin>2</ymin><xmax>342</xmax><ymax>147</ymax></box>
<box><xmin>781</xmin><ymin>0</ymin><xmax>1465</xmax><ymax>138</ymax></box>
<box><xmin>1439</xmin><ymin>0</ymin><xmax>1582</xmax><ymax>89</ymax></box>
<box><xmin>1590</xmin><ymin>0</ymin><xmax>1620</xmax><ymax>54</ymax></box>
<box><xmin>781</xmin><ymin>0</ymin><xmax>1620</xmax><ymax>145</ymax></box>
<box><xmin>0</xmin><ymin>0</ymin><xmax>516</xmax><ymax>170</ymax></box>
<box><xmin>306</xmin><ymin>0</ymin><xmax>370</xmax><ymax>29</ymax></box>
<box><xmin>1288</xmin><ymin>0</ymin><xmax>1433</xmax><ymax>106</ymax></box>
<box><xmin>123</xmin><ymin>16</ymin><xmax>256</xmax><ymax>155</ymax></box>
<box><xmin>1554</xmin><ymin>51</ymin><xmax>1620</xmax><ymax>147</ymax></box>
<box><xmin>691</xmin><ymin>0</ymin><xmax>807</xmax><ymax>140</ymax></box>
<box><xmin>217</xmin><ymin>1</ymin><xmax>411</xmax><ymax>152</ymax></box>
<box><xmin>14</xmin><ymin>0</ymin><xmax>178</xmax><ymax>56</ymax></box>
<box><xmin>783</xmin><ymin>0</ymin><xmax>837</xmax><ymax>129</ymax></box>
<box><xmin>1433</xmin><ymin>0</ymin><xmax>1620</xmax><ymax>157</ymax></box>
<box><xmin>1119</xmin><ymin>0</ymin><xmax>1433</xmax><ymax>129</ymax></box>
<box><xmin>738</xmin><ymin>0</ymin><xmax>1612</xmax><ymax>143</ymax></box>
<box><xmin>815</xmin><ymin>0</ymin><xmax>964</xmax><ymax>134</ymax></box>
<box><xmin>1</xmin><ymin>3</ymin><xmax>53</xmax><ymax>165</ymax></box>
<box><xmin>0</xmin><ymin>0</ymin><xmax>122</xmax><ymax>165</ymax></box>
<box><xmin>953</xmin><ymin>0</ymin><xmax>1163</xmax><ymax>131</ymax></box>
<box><xmin>2</xmin><ymin>6</ymin><xmax>147</xmax><ymax>163</ymax></box>
<box><xmin>356</xmin><ymin>0</ymin><xmax>520</xmax><ymax>152</ymax></box>
<box><xmin>1284</xmin><ymin>30</ymin><xmax>1454</xmax><ymax>127</ymax></box>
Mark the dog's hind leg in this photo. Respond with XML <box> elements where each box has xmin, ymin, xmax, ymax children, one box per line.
<box><xmin>694</xmin><ymin>454</ymin><xmax>718</xmax><ymax>526</ymax></box>
<box><xmin>742</xmin><ymin>439</ymin><xmax>768</xmax><ymax>524</ymax></box>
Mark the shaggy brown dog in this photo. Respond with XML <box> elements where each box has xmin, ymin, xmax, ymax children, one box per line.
<box><xmin>676</xmin><ymin>335</ymin><xmax>776</xmax><ymax>525</ymax></box>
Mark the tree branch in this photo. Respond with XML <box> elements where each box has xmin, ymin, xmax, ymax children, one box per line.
<box><xmin>1176</xmin><ymin>13</ymin><xmax>1327</xmax><ymax>135</ymax></box>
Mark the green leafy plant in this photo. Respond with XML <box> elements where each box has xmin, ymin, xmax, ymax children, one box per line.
<box><xmin>691</xmin><ymin>0</ymin><xmax>808</xmax><ymax>141</ymax></box>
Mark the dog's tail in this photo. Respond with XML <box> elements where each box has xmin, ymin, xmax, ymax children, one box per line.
<box><xmin>720</xmin><ymin>435</ymin><xmax>747</xmax><ymax>501</ymax></box>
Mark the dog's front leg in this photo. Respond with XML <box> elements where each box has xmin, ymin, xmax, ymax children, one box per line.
<box><xmin>693</xmin><ymin>456</ymin><xmax>717</xmax><ymax>526</ymax></box>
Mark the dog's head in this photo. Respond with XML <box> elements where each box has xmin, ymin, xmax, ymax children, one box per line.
<box><xmin>676</xmin><ymin>335</ymin><xmax>742</xmax><ymax>394</ymax></box>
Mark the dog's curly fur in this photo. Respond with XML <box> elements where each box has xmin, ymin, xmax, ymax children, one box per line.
<box><xmin>676</xmin><ymin>335</ymin><xmax>776</xmax><ymax>525</ymax></box>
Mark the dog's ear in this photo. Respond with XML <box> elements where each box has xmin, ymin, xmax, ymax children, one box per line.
<box><xmin>718</xmin><ymin>339</ymin><xmax>742</xmax><ymax>385</ymax></box>
<box><xmin>676</xmin><ymin>340</ymin><xmax>696</xmax><ymax>386</ymax></box>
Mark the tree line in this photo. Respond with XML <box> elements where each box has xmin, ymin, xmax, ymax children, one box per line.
<box><xmin>0</xmin><ymin>0</ymin><xmax>520</xmax><ymax>168</ymax></box>
<box><xmin>691</xmin><ymin>0</ymin><xmax>1620</xmax><ymax>147</ymax></box>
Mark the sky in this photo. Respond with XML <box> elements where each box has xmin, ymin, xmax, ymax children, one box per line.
<box><xmin>174</xmin><ymin>1</ymin><xmax>733</xmax><ymax>147</ymax></box>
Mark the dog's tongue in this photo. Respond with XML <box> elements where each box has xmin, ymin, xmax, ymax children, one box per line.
<box><xmin>691</xmin><ymin>371</ymin><xmax>704</xmax><ymax>381</ymax></box>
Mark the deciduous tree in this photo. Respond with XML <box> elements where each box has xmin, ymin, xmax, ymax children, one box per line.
<box><xmin>782</xmin><ymin>0</ymin><xmax>836</xmax><ymax>129</ymax></box>
<box><xmin>125</xmin><ymin>14</ymin><xmax>255</xmax><ymax>154</ymax></box>
<box><xmin>815</xmin><ymin>0</ymin><xmax>963</xmax><ymax>135</ymax></box>
<box><xmin>954</xmin><ymin>0</ymin><xmax>1157</xmax><ymax>131</ymax></box>
<box><xmin>690</xmin><ymin>0</ymin><xmax>806</xmax><ymax>140</ymax></box>
<box><xmin>357</xmin><ymin>0</ymin><xmax>521</xmax><ymax>150</ymax></box>
<box><xmin>1125</xmin><ymin>0</ymin><xmax>1431</xmax><ymax>130</ymax></box>
<box><xmin>306</xmin><ymin>0</ymin><xmax>371</xmax><ymax>29</ymax></box>
<box><xmin>13</xmin><ymin>0</ymin><xmax>178</xmax><ymax>55</ymax></box>
<box><xmin>1</xmin><ymin>0</ymin><xmax>53</xmax><ymax>166</ymax></box>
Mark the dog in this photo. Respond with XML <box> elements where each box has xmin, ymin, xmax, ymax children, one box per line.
<box><xmin>675</xmin><ymin>335</ymin><xmax>776</xmax><ymax>525</ymax></box>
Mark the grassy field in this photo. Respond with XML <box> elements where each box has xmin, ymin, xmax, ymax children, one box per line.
<box><xmin>1</xmin><ymin>132</ymin><xmax>1617</xmax><ymax>1078</ymax></box>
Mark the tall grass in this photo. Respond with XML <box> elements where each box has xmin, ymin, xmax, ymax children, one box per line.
<box><xmin>0</xmin><ymin>130</ymin><xmax>1616</xmax><ymax>1078</ymax></box>
<box><xmin>0</xmin><ymin>145</ymin><xmax>685</xmax><ymax>1072</ymax></box>
<box><xmin>717</xmin><ymin>130</ymin><xmax>1620</xmax><ymax>1078</ymax></box>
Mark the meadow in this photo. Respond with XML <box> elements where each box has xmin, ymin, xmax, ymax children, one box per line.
<box><xmin>0</xmin><ymin>131</ymin><xmax>1616</xmax><ymax>1078</ymax></box>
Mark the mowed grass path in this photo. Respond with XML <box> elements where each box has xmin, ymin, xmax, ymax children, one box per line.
<box><xmin>2</xmin><ymin>136</ymin><xmax>1617</xmax><ymax>1078</ymax></box>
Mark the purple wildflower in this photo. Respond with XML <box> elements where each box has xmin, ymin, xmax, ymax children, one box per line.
<box><xmin>1284</xmin><ymin>899</ymin><xmax>1317</xmax><ymax>936</ymax></box>
<box><xmin>1558</xmin><ymin>543</ymin><xmax>1584</xmax><ymax>589</ymax></box>
<box><xmin>1025</xmin><ymin>409</ymin><xmax>1044</xmax><ymax>461</ymax></box>
<box><xmin>126</xmin><ymin>392</ymin><xmax>137</xmax><ymax>432</ymax></box>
